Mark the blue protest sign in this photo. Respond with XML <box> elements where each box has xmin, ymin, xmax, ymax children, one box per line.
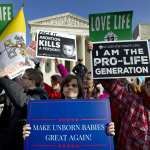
<box><xmin>24</xmin><ymin>100</ymin><xmax>114</xmax><ymax>150</ymax></box>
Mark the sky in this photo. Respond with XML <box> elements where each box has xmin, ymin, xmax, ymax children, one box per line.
<box><xmin>1</xmin><ymin>0</ymin><xmax>150</xmax><ymax>44</ymax></box>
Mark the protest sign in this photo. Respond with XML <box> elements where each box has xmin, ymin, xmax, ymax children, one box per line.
<box><xmin>25</xmin><ymin>100</ymin><xmax>114</xmax><ymax>150</ymax></box>
<box><xmin>27</xmin><ymin>41</ymin><xmax>37</xmax><ymax>58</ymax></box>
<box><xmin>0</xmin><ymin>4</ymin><xmax>13</xmax><ymax>33</ymax></box>
<box><xmin>36</xmin><ymin>31</ymin><xmax>77</xmax><ymax>61</ymax></box>
<box><xmin>26</xmin><ymin>41</ymin><xmax>45</xmax><ymax>67</ymax></box>
<box><xmin>89</xmin><ymin>11</ymin><xmax>133</xmax><ymax>41</ymax></box>
<box><xmin>91</xmin><ymin>40</ymin><xmax>150</xmax><ymax>79</ymax></box>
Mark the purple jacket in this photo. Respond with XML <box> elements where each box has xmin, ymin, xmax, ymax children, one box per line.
<box><xmin>57</xmin><ymin>64</ymin><xmax>69</xmax><ymax>78</ymax></box>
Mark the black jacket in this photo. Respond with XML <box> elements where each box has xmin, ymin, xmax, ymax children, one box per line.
<box><xmin>0</xmin><ymin>77</ymin><xmax>48</xmax><ymax>150</ymax></box>
<box><xmin>72</xmin><ymin>63</ymin><xmax>88</xmax><ymax>80</ymax></box>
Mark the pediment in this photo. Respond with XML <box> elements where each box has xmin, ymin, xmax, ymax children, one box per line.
<box><xmin>28</xmin><ymin>12</ymin><xmax>89</xmax><ymax>28</ymax></box>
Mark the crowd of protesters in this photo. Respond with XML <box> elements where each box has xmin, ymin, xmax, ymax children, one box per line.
<box><xmin>0</xmin><ymin>48</ymin><xmax>149</xmax><ymax>150</ymax></box>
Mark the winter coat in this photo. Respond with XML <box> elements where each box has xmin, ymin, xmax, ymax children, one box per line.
<box><xmin>0</xmin><ymin>77</ymin><xmax>48</xmax><ymax>150</ymax></box>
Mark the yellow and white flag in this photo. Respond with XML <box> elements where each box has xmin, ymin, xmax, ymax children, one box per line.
<box><xmin>0</xmin><ymin>8</ymin><xmax>31</xmax><ymax>79</ymax></box>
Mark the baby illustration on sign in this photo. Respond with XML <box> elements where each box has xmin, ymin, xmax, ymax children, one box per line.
<box><xmin>62</xmin><ymin>44</ymin><xmax>76</xmax><ymax>58</ymax></box>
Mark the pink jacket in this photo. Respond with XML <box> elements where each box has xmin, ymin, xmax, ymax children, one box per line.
<box><xmin>57</xmin><ymin>64</ymin><xmax>69</xmax><ymax>78</ymax></box>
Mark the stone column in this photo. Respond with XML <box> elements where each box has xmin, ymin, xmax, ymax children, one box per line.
<box><xmin>50</xmin><ymin>60</ymin><xmax>56</xmax><ymax>74</ymax></box>
<box><xmin>80</xmin><ymin>35</ymin><xmax>86</xmax><ymax>65</ymax></box>
<box><xmin>70</xmin><ymin>35</ymin><xmax>77</xmax><ymax>72</ymax></box>
<box><xmin>61</xmin><ymin>60</ymin><xmax>65</xmax><ymax>65</ymax></box>
<box><xmin>31</xmin><ymin>31</ymin><xmax>36</xmax><ymax>41</ymax></box>
<box><xmin>70</xmin><ymin>61</ymin><xmax>76</xmax><ymax>73</ymax></box>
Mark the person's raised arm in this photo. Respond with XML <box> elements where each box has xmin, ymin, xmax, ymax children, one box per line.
<box><xmin>55</xmin><ymin>58</ymin><xmax>69</xmax><ymax>78</ymax></box>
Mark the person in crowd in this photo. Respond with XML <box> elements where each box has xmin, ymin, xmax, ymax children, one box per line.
<box><xmin>88</xmin><ymin>42</ymin><xmax>150</xmax><ymax>149</ymax></box>
<box><xmin>127</xmin><ymin>77</ymin><xmax>142</xmax><ymax>95</ymax></box>
<box><xmin>44</xmin><ymin>57</ymin><xmax>69</xmax><ymax>99</ymax></box>
<box><xmin>83</xmin><ymin>76</ymin><xmax>109</xmax><ymax>99</ymax></box>
<box><xmin>0</xmin><ymin>88</ymin><xmax>17</xmax><ymax>150</ymax></box>
<box><xmin>72</xmin><ymin>58</ymin><xmax>88</xmax><ymax>81</ymax></box>
<box><xmin>0</xmin><ymin>68</ymin><xmax>48</xmax><ymax>150</ymax></box>
<box><xmin>96</xmin><ymin>83</ymin><xmax>110</xmax><ymax>99</ymax></box>
<box><xmin>83</xmin><ymin>76</ymin><xmax>97</xmax><ymax>99</ymax></box>
<box><xmin>20</xmin><ymin>69</ymin><xmax>46</xmax><ymax>96</ymax></box>
<box><xmin>23</xmin><ymin>74</ymin><xmax>115</xmax><ymax>139</ymax></box>
<box><xmin>100</xmin><ymin>78</ymin><xmax>150</xmax><ymax>149</ymax></box>
<box><xmin>44</xmin><ymin>74</ymin><xmax>62</xmax><ymax>99</ymax></box>
<box><xmin>60</xmin><ymin>74</ymin><xmax>84</xmax><ymax>99</ymax></box>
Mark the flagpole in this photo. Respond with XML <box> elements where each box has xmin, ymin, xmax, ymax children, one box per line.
<box><xmin>22</xmin><ymin>0</ymin><xmax>26</xmax><ymax>8</ymax></box>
